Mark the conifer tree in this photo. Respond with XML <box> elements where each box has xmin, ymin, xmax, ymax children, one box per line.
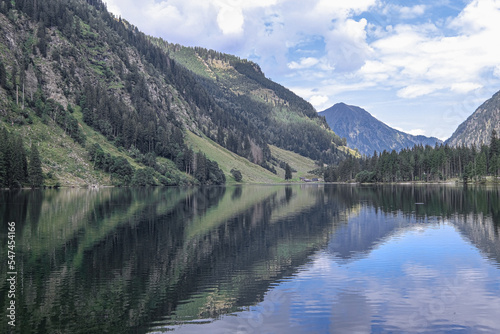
<box><xmin>285</xmin><ymin>163</ymin><xmax>292</xmax><ymax>180</ymax></box>
<box><xmin>9</xmin><ymin>135</ymin><xmax>27</xmax><ymax>187</ymax></box>
<box><xmin>476</xmin><ymin>152</ymin><xmax>487</xmax><ymax>178</ymax></box>
<box><xmin>0</xmin><ymin>144</ymin><xmax>5</xmax><ymax>187</ymax></box>
<box><xmin>29</xmin><ymin>144</ymin><xmax>44</xmax><ymax>188</ymax></box>
<box><xmin>195</xmin><ymin>151</ymin><xmax>207</xmax><ymax>183</ymax></box>
<box><xmin>490</xmin><ymin>130</ymin><xmax>499</xmax><ymax>159</ymax></box>
<box><xmin>0</xmin><ymin>61</ymin><xmax>6</xmax><ymax>89</ymax></box>
<box><xmin>0</xmin><ymin>127</ymin><xmax>8</xmax><ymax>187</ymax></box>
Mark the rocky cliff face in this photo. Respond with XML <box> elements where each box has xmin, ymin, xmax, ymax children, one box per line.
<box><xmin>446</xmin><ymin>90</ymin><xmax>500</xmax><ymax>147</ymax></box>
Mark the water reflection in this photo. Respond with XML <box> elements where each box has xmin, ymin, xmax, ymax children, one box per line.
<box><xmin>0</xmin><ymin>185</ymin><xmax>499</xmax><ymax>333</ymax></box>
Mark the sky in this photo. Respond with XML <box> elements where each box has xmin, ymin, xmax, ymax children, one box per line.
<box><xmin>102</xmin><ymin>0</ymin><xmax>500</xmax><ymax>141</ymax></box>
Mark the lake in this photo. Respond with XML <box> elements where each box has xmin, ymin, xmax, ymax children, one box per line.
<box><xmin>1</xmin><ymin>184</ymin><xmax>500</xmax><ymax>333</ymax></box>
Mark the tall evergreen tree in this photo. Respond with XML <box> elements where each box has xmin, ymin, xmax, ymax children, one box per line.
<box><xmin>285</xmin><ymin>163</ymin><xmax>292</xmax><ymax>180</ymax></box>
<box><xmin>0</xmin><ymin>61</ymin><xmax>6</xmax><ymax>89</ymax></box>
<box><xmin>490</xmin><ymin>129</ymin><xmax>499</xmax><ymax>159</ymax></box>
<box><xmin>28</xmin><ymin>144</ymin><xmax>44</xmax><ymax>188</ymax></box>
<box><xmin>195</xmin><ymin>151</ymin><xmax>207</xmax><ymax>183</ymax></box>
<box><xmin>9</xmin><ymin>135</ymin><xmax>27</xmax><ymax>187</ymax></box>
<box><xmin>0</xmin><ymin>143</ymin><xmax>5</xmax><ymax>187</ymax></box>
<box><xmin>476</xmin><ymin>152</ymin><xmax>487</xmax><ymax>178</ymax></box>
<box><xmin>0</xmin><ymin>127</ymin><xmax>8</xmax><ymax>187</ymax></box>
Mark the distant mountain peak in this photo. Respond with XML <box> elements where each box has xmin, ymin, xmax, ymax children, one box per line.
<box><xmin>319</xmin><ymin>103</ymin><xmax>442</xmax><ymax>155</ymax></box>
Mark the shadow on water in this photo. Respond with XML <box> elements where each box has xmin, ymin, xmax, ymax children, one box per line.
<box><xmin>0</xmin><ymin>184</ymin><xmax>499</xmax><ymax>333</ymax></box>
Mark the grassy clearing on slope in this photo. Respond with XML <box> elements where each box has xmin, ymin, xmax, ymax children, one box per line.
<box><xmin>73</xmin><ymin>109</ymin><xmax>141</xmax><ymax>169</ymax></box>
<box><xmin>168</xmin><ymin>47</ymin><xmax>213</xmax><ymax>79</ymax></box>
<box><xmin>186</xmin><ymin>131</ymin><xmax>283</xmax><ymax>184</ymax></box>
<box><xmin>2</xmin><ymin>116</ymin><xmax>108</xmax><ymax>187</ymax></box>
<box><xmin>270</xmin><ymin>145</ymin><xmax>319</xmax><ymax>180</ymax></box>
<box><xmin>186</xmin><ymin>130</ymin><xmax>320</xmax><ymax>183</ymax></box>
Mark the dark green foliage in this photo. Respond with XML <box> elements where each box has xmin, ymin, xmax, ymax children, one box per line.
<box><xmin>355</xmin><ymin>170</ymin><xmax>376</xmax><ymax>183</ymax></box>
<box><xmin>132</xmin><ymin>167</ymin><xmax>156</xmax><ymax>186</ymax></box>
<box><xmin>284</xmin><ymin>163</ymin><xmax>292</xmax><ymax>180</ymax></box>
<box><xmin>88</xmin><ymin>143</ymin><xmax>107</xmax><ymax>170</ymax></box>
<box><xmin>0</xmin><ymin>128</ymin><xmax>29</xmax><ymax>188</ymax></box>
<box><xmin>490</xmin><ymin>130</ymin><xmax>499</xmax><ymax>160</ymax></box>
<box><xmin>33</xmin><ymin>97</ymin><xmax>86</xmax><ymax>145</ymax></box>
<box><xmin>10</xmin><ymin>135</ymin><xmax>28</xmax><ymax>188</ymax></box>
<box><xmin>194</xmin><ymin>151</ymin><xmax>207</xmax><ymax>183</ymax></box>
<box><xmin>476</xmin><ymin>151</ymin><xmax>487</xmax><ymax>178</ymax></box>
<box><xmin>326</xmin><ymin>132</ymin><xmax>500</xmax><ymax>183</ymax></box>
<box><xmin>37</xmin><ymin>22</ymin><xmax>48</xmax><ymax>58</ymax></box>
<box><xmin>230</xmin><ymin>169</ymin><xmax>242</xmax><ymax>182</ymax></box>
<box><xmin>88</xmin><ymin>144</ymin><xmax>134</xmax><ymax>185</ymax></box>
<box><xmin>0</xmin><ymin>61</ymin><xmax>6</xmax><ymax>88</ymax></box>
<box><xmin>0</xmin><ymin>129</ymin><xmax>7</xmax><ymax>187</ymax></box>
<box><xmin>109</xmin><ymin>157</ymin><xmax>134</xmax><ymax>185</ymax></box>
<box><xmin>194</xmin><ymin>151</ymin><xmax>225</xmax><ymax>185</ymax></box>
<box><xmin>324</xmin><ymin>165</ymin><xmax>337</xmax><ymax>182</ymax></box>
<box><xmin>28</xmin><ymin>144</ymin><xmax>44</xmax><ymax>187</ymax></box>
<box><xmin>489</xmin><ymin>130</ymin><xmax>500</xmax><ymax>176</ymax></box>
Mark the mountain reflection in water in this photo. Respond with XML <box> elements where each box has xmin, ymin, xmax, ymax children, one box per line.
<box><xmin>1</xmin><ymin>185</ymin><xmax>499</xmax><ymax>333</ymax></box>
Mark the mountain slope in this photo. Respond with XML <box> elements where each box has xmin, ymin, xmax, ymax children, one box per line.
<box><xmin>155</xmin><ymin>42</ymin><xmax>350</xmax><ymax>164</ymax></box>
<box><xmin>0</xmin><ymin>0</ymin><xmax>349</xmax><ymax>186</ymax></box>
<box><xmin>446</xmin><ymin>90</ymin><xmax>500</xmax><ymax>147</ymax></box>
<box><xmin>319</xmin><ymin>103</ymin><xmax>442</xmax><ymax>156</ymax></box>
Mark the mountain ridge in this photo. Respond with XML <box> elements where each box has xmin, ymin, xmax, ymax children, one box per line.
<box><xmin>319</xmin><ymin>103</ymin><xmax>442</xmax><ymax>156</ymax></box>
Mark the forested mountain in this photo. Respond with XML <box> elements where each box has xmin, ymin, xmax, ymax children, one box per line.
<box><xmin>446</xmin><ymin>90</ymin><xmax>500</xmax><ymax>147</ymax></box>
<box><xmin>0</xmin><ymin>0</ymin><xmax>350</xmax><ymax>187</ymax></box>
<box><xmin>319</xmin><ymin>103</ymin><xmax>441</xmax><ymax>156</ymax></box>
<box><xmin>153</xmin><ymin>41</ymin><xmax>349</xmax><ymax>165</ymax></box>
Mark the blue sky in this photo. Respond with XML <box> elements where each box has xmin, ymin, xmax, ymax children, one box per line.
<box><xmin>103</xmin><ymin>0</ymin><xmax>500</xmax><ymax>141</ymax></box>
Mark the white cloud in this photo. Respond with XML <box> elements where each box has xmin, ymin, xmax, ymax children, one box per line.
<box><xmin>382</xmin><ymin>4</ymin><xmax>427</xmax><ymax>20</ymax></box>
<box><xmin>217</xmin><ymin>5</ymin><xmax>245</xmax><ymax>35</ymax></box>
<box><xmin>449</xmin><ymin>0</ymin><xmax>500</xmax><ymax>33</ymax></box>
<box><xmin>399</xmin><ymin>5</ymin><xmax>426</xmax><ymax>19</ymax></box>
<box><xmin>361</xmin><ymin>0</ymin><xmax>500</xmax><ymax>100</ymax></box>
<box><xmin>309</xmin><ymin>95</ymin><xmax>330</xmax><ymax>109</ymax></box>
<box><xmin>103</xmin><ymin>0</ymin><xmax>122</xmax><ymax>17</ymax></box>
<box><xmin>397</xmin><ymin>84</ymin><xmax>444</xmax><ymax>99</ymax></box>
<box><xmin>407</xmin><ymin>128</ymin><xmax>426</xmax><ymax>136</ymax></box>
<box><xmin>450</xmin><ymin>82</ymin><xmax>483</xmax><ymax>94</ymax></box>
<box><xmin>325</xmin><ymin>18</ymin><xmax>372</xmax><ymax>72</ymax></box>
<box><xmin>288</xmin><ymin>57</ymin><xmax>320</xmax><ymax>70</ymax></box>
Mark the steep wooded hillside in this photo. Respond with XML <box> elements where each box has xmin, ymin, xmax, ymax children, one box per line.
<box><xmin>0</xmin><ymin>0</ymin><xmax>349</xmax><ymax>187</ymax></box>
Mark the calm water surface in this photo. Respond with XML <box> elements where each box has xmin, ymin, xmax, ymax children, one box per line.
<box><xmin>1</xmin><ymin>185</ymin><xmax>500</xmax><ymax>333</ymax></box>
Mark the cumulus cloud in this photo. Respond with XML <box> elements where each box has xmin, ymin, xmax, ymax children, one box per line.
<box><xmin>365</xmin><ymin>0</ymin><xmax>500</xmax><ymax>100</ymax></box>
<box><xmin>309</xmin><ymin>95</ymin><xmax>330</xmax><ymax>109</ymax></box>
<box><xmin>287</xmin><ymin>57</ymin><xmax>320</xmax><ymax>70</ymax></box>
<box><xmin>216</xmin><ymin>5</ymin><xmax>245</xmax><ymax>35</ymax></box>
